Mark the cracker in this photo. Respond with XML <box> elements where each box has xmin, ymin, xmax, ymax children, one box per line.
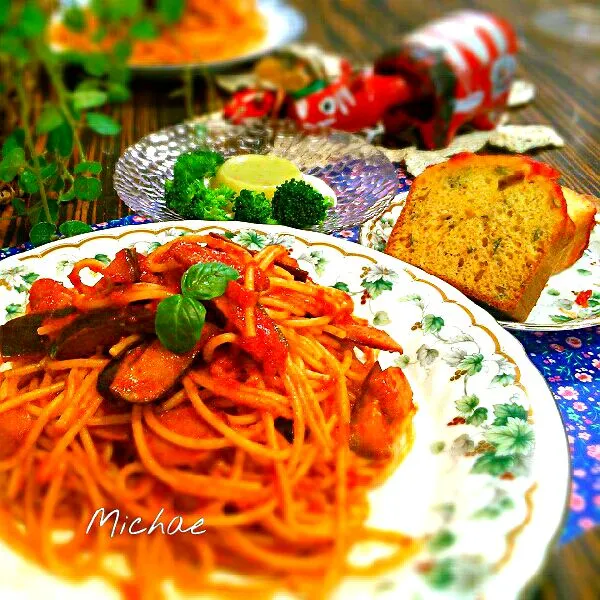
<box><xmin>508</xmin><ymin>80</ymin><xmax>536</xmax><ymax>107</ymax></box>
<box><xmin>488</xmin><ymin>125</ymin><xmax>564</xmax><ymax>152</ymax></box>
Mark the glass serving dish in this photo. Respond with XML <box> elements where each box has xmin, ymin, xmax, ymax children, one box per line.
<box><xmin>113</xmin><ymin>118</ymin><xmax>398</xmax><ymax>233</ymax></box>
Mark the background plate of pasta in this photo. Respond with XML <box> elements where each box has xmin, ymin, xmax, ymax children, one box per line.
<box><xmin>0</xmin><ymin>222</ymin><xmax>568</xmax><ymax>599</ymax></box>
<box><xmin>50</xmin><ymin>0</ymin><xmax>306</xmax><ymax>73</ymax></box>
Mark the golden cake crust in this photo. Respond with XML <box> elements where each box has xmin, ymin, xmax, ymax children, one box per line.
<box><xmin>386</xmin><ymin>153</ymin><xmax>573</xmax><ymax>322</ymax></box>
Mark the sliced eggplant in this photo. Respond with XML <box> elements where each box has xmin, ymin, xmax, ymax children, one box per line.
<box><xmin>349</xmin><ymin>364</ymin><xmax>414</xmax><ymax>459</ymax></box>
<box><xmin>207</xmin><ymin>232</ymin><xmax>309</xmax><ymax>282</ymax></box>
<box><xmin>98</xmin><ymin>339</ymin><xmax>200</xmax><ymax>403</ymax></box>
<box><xmin>336</xmin><ymin>323</ymin><xmax>403</xmax><ymax>354</ymax></box>
<box><xmin>0</xmin><ymin>308</ymin><xmax>74</xmax><ymax>356</ymax></box>
<box><xmin>102</xmin><ymin>248</ymin><xmax>141</xmax><ymax>285</ymax></box>
<box><xmin>51</xmin><ymin>305</ymin><xmax>155</xmax><ymax>360</ymax></box>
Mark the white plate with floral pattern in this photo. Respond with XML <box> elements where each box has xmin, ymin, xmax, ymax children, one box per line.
<box><xmin>0</xmin><ymin>222</ymin><xmax>569</xmax><ymax>600</ymax></box>
<box><xmin>360</xmin><ymin>195</ymin><xmax>600</xmax><ymax>331</ymax></box>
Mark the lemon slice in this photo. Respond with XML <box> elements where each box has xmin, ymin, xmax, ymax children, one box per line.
<box><xmin>213</xmin><ymin>154</ymin><xmax>302</xmax><ymax>199</ymax></box>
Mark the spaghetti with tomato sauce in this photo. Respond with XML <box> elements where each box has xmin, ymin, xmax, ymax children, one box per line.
<box><xmin>0</xmin><ymin>233</ymin><xmax>418</xmax><ymax>599</ymax></box>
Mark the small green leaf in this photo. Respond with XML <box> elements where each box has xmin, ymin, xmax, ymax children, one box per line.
<box><xmin>30</xmin><ymin>222</ymin><xmax>57</xmax><ymax>247</ymax></box>
<box><xmin>0</xmin><ymin>33</ymin><xmax>30</xmax><ymax>62</ymax></box>
<box><xmin>455</xmin><ymin>395</ymin><xmax>479</xmax><ymax>414</ymax></box>
<box><xmin>422</xmin><ymin>314</ymin><xmax>444</xmax><ymax>334</ymax></box>
<box><xmin>362</xmin><ymin>278</ymin><xmax>393</xmax><ymax>299</ymax></box>
<box><xmin>492</xmin><ymin>403</ymin><xmax>528</xmax><ymax>426</ymax></box>
<box><xmin>394</xmin><ymin>354</ymin><xmax>410</xmax><ymax>369</ymax></box>
<box><xmin>41</xmin><ymin>162</ymin><xmax>58</xmax><ymax>180</ymax></box>
<box><xmin>106</xmin><ymin>81</ymin><xmax>131</xmax><ymax>103</ymax></box>
<box><xmin>94</xmin><ymin>253</ymin><xmax>111</xmax><ymax>265</ymax></box>
<box><xmin>471</xmin><ymin>453</ymin><xmax>514</xmax><ymax>476</ymax></box>
<box><xmin>28</xmin><ymin>199</ymin><xmax>58</xmax><ymax>226</ymax></box>
<box><xmin>73</xmin><ymin>90</ymin><xmax>108</xmax><ymax>111</ymax></box>
<box><xmin>21</xmin><ymin>272</ymin><xmax>39</xmax><ymax>284</ymax></box>
<box><xmin>550</xmin><ymin>314</ymin><xmax>573</xmax><ymax>323</ymax></box>
<box><xmin>18</xmin><ymin>0</ymin><xmax>46</xmax><ymax>38</ymax></box>
<box><xmin>0</xmin><ymin>147</ymin><xmax>26</xmax><ymax>181</ymax></box>
<box><xmin>158</xmin><ymin>0</ymin><xmax>185</xmax><ymax>23</ymax></box>
<box><xmin>430</xmin><ymin>441</ymin><xmax>445</xmax><ymax>454</ymax></box>
<box><xmin>63</xmin><ymin>6</ymin><xmax>86</xmax><ymax>32</ymax></box>
<box><xmin>0</xmin><ymin>0</ymin><xmax>10</xmax><ymax>26</ymax></box>
<box><xmin>458</xmin><ymin>353</ymin><xmax>484</xmax><ymax>376</ymax></box>
<box><xmin>491</xmin><ymin>372</ymin><xmax>515</xmax><ymax>387</ymax></box>
<box><xmin>332</xmin><ymin>282</ymin><xmax>350</xmax><ymax>292</ymax></box>
<box><xmin>373</xmin><ymin>311</ymin><xmax>391</xmax><ymax>326</ymax></box>
<box><xmin>59</xmin><ymin>221</ymin><xmax>93</xmax><ymax>237</ymax></box>
<box><xmin>83</xmin><ymin>53</ymin><xmax>110</xmax><ymax>77</ymax></box>
<box><xmin>113</xmin><ymin>41</ymin><xmax>132</xmax><ymax>63</ymax></box>
<box><xmin>46</xmin><ymin>122</ymin><xmax>73</xmax><ymax>158</ymax></box>
<box><xmin>155</xmin><ymin>294</ymin><xmax>206</xmax><ymax>354</ymax></box>
<box><xmin>466</xmin><ymin>407</ymin><xmax>488</xmax><ymax>426</ymax></box>
<box><xmin>485</xmin><ymin>417</ymin><xmax>535</xmax><ymax>456</ymax></box>
<box><xmin>36</xmin><ymin>104</ymin><xmax>64</xmax><ymax>134</ymax></box>
<box><xmin>181</xmin><ymin>262</ymin><xmax>240</xmax><ymax>301</ymax></box>
<box><xmin>6</xmin><ymin>303</ymin><xmax>25</xmax><ymax>317</ymax></box>
<box><xmin>428</xmin><ymin>530</ymin><xmax>456</xmax><ymax>552</ymax></box>
<box><xmin>577</xmin><ymin>269</ymin><xmax>592</xmax><ymax>276</ymax></box>
<box><xmin>86</xmin><ymin>112</ymin><xmax>121</xmax><ymax>136</ymax></box>
<box><xmin>74</xmin><ymin>161</ymin><xmax>102</xmax><ymax>175</ymax></box>
<box><xmin>130</xmin><ymin>19</ymin><xmax>158</xmax><ymax>40</ymax></box>
<box><xmin>58</xmin><ymin>187</ymin><xmax>76</xmax><ymax>203</ymax></box>
<box><xmin>2</xmin><ymin>129</ymin><xmax>25</xmax><ymax>158</ymax></box>
<box><xmin>547</xmin><ymin>288</ymin><xmax>561</xmax><ymax>296</ymax></box>
<box><xmin>18</xmin><ymin>168</ymin><xmax>38</xmax><ymax>194</ymax></box>
<box><xmin>12</xmin><ymin>198</ymin><xmax>26</xmax><ymax>216</ymax></box>
<box><xmin>74</xmin><ymin>176</ymin><xmax>102</xmax><ymax>201</ymax></box>
<box><xmin>423</xmin><ymin>558</ymin><xmax>455</xmax><ymax>589</ymax></box>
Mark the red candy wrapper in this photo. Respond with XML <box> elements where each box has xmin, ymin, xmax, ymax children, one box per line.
<box><xmin>222</xmin><ymin>11</ymin><xmax>518</xmax><ymax>149</ymax></box>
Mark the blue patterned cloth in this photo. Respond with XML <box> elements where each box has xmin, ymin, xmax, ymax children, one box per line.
<box><xmin>1</xmin><ymin>167</ymin><xmax>596</xmax><ymax>545</ymax></box>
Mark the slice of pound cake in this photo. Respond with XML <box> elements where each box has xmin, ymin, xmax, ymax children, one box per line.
<box><xmin>553</xmin><ymin>187</ymin><xmax>597</xmax><ymax>273</ymax></box>
<box><xmin>385</xmin><ymin>153</ymin><xmax>573</xmax><ymax>321</ymax></box>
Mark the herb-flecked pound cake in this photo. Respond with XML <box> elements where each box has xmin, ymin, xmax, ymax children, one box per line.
<box><xmin>385</xmin><ymin>153</ymin><xmax>573</xmax><ymax>322</ymax></box>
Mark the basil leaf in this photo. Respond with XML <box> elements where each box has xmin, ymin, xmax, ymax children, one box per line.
<box><xmin>181</xmin><ymin>262</ymin><xmax>240</xmax><ymax>301</ymax></box>
<box><xmin>155</xmin><ymin>295</ymin><xmax>206</xmax><ymax>354</ymax></box>
<box><xmin>59</xmin><ymin>220</ymin><xmax>93</xmax><ymax>237</ymax></box>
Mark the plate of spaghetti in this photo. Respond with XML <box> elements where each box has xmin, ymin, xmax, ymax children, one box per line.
<box><xmin>0</xmin><ymin>222</ymin><xmax>568</xmax><ymax>599</ymax></box>
<box><xmin>49</xmin><ymin>0</ymin><xmax>306</xmax><ymax>73</ymax></box>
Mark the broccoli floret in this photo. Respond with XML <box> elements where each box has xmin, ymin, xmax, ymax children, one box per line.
<box><xmin>271</xmin><ymin>179</ymin><xmax>334</xmax><ymax>229</ymax></box>
<box><xmin>173</xmin><ymin>149</ymin><xmax>225</xmax><ymax>182</ymax></box>
<box><xmin>165</xmin><ymin>178</ymin><xmax>234</xmax><ymax>221</ymax></box>
<box><xmin>233</xmin><ymin>189</ymin><xmax>276</xmax><ymax>224</ymax></box>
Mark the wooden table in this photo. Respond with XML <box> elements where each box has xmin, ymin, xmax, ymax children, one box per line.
<box><xmin>1</xmin><ymin>0</ymin><xmax>599</xmax><ymax>597</ymax></box>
